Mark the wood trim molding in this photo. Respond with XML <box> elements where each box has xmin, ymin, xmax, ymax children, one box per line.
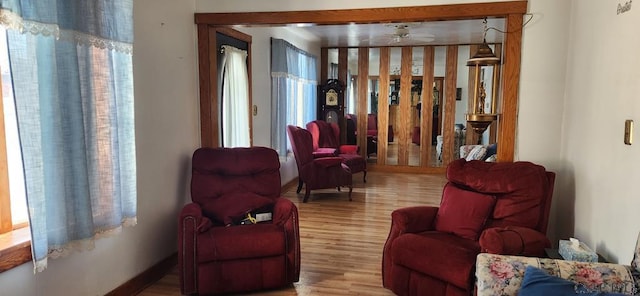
<box><xmin>398</xmin><ymin>47</ymin><xmax>412</xmax><ymax>166</ymax></box>
<box><xmin>197</xmin><ymin>24</ymin><xmax>215</xmax><ymax>148</ymax></box>
<box><xmin>377</xmin><ymin>48</ymin><xmax>390</xmax><ymax>165</ymax></box>
<box><xmin>420</xmin><ymin>46</ymin><xmax>435</xmax><ymax>167</ymax></box>
<box><xmin>106</xmin><ymin>253</ymin><xmax>178</xmax><ymax>296</ymax></box>
<box><xmin>0</xmin><ymin>227</ymin><xmax>31</xmax><ymax>273</ymax></box>
<box><xmin>442</xmin><ymin>45</ymin><xmax>458</xmax><ymax>165</ymax></box>
<box><xmin>497</xmin><ymin>14</ymin><xmax>523</xmax><ymax>162</ymax></box>
<box><xmin>195</xmin><ymin>1</ymin><xmax>528</xmax><ymax>25</ymax></box>
<box><xmin>197</xmin><ymin>26</ymin><xmax>253</xmax><ymax>148</ymax></box>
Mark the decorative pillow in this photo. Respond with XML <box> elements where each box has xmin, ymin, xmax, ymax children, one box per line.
<box><xmin>485</xmin><ymin>154</ymin><xmax>497</xmax><ymax>162</ymax></box>
<box><xmin>519</xmin><ymin>266</ymin><xmax>628</xmax><ymax>296</ymax></box>
<box><xmin>465</xmin><ymin>145</ymin><xmax>488</xmax><ymax>161</ymax></box>
<box><xmin>434</xmin><ymin>183</ymin><xmax>496</xmax><ymax>240</ymax></box>
<box><xmin>201</xmin><ymin>192</ymin><xmax>275</xmax><ymax>226</ymax></box>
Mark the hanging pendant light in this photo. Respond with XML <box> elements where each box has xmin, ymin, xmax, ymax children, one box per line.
<box><xmin>466</xmin><ymin>18</ymin><xmax>500</xmax><ymax>136</ymax></box>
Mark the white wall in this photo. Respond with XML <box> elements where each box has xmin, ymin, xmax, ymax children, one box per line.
<box><xmin>558</xmin><ymin>0</ymin><xmax>640</xmax><ymax>264</ymax></box>
<box><xmin>0</xmin><ymin>0</ymin><xmax>200</xmax><ymax>295</ymax></box>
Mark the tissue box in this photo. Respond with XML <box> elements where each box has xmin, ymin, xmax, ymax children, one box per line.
<box><xmin>559</xmin><ymin>239</ymin><xmax>598</xmax><ymax>262</ymax></box>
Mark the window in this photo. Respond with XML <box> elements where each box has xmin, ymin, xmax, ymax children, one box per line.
<box><xmin>0</xmin><ymin>27</ymin><xmax>31</xmax><ymax>273</ymax></box>
<box><xmin>270</xmin><ymin>38</ymin><xmax>318</xmax><ymax>156</ymax></box>
<box><xmin>0</xmin><ymin>0</ymin><xmax>136</xmax><ymax>272</ymax></box>
<box><xmin>0</xmin><ymin>27</ymin><xmax>28</xmax><ymax>235</ymax></box>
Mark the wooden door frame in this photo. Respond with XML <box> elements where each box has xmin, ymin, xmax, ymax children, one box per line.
<box><xmin>196</xmin><ymin>26</ymin><xmax>253</xmax><ymax>147</ymax></box>
<box><xmin>195</xmin><ymin>1</ymin><xmax>527</xmax><ymax>162</ymax></box>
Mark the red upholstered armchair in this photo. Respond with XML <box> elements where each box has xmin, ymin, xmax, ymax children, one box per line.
<box><xmin>306</xmin><ymin>120</ymin><xmax>367</xmax><ymax>182</ymax></box>
<box><xmin>178</xmin><ymin>147</ymin><xmax>300</xmax><ymax>295</ymax></box>
<box><xmin>287</xmin><ymin>125</ymin><xmax>352</xmax><ymax>203</ymax></box>
<box><xmin>382</xmin><ymin>159</ymin><xmax>555</xmax><ymax>296</ymax></box>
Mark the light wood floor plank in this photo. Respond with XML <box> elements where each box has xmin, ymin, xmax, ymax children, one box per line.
<box><xmin>138</xmin><ymin>171</ymin><xmax>446</xmax><ymax>296</ymax></box>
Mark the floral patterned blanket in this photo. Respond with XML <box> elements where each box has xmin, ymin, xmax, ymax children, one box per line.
<box><xmin>476</xmin><ymin>253</ymin><xmax>640</xmax><ymax>295</ymax></box>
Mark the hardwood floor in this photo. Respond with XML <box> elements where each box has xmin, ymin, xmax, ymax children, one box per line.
<box><xmin>138</xmin><ymin>171</ymin><xmax>447</xmax><ymax>296</ymax></box>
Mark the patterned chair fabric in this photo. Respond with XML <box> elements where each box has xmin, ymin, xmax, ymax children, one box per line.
<box><xmin>476</xmin><ymin>250</ymin><xmax>640</xmax><ymax>295</ymax></box>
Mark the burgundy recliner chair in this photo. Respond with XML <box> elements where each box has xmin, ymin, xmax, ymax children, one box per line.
<box><xmin>306</xmin><ymin>120</ymin><xmax>367</xmax><ymax>182</ymax></box>
<box><xmin>178</xmin><ymin>147</ymin><xmax>300</xmax><ymax>295</ymax></box>
<box><xmin>382</xmin><ymin>159</ymin><xmax>555</xmax><ymax>296</ymax></box>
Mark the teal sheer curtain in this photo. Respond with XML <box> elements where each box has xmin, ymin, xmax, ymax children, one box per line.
<box><xmin>0</xmin><ymin>0</ymin><xmax>136</xmax><ymax>272</ymax></box>
<box><xmin>271</xmin><ymin>38</ymin><xmax>317</xmax><ymax>156</ymax></box>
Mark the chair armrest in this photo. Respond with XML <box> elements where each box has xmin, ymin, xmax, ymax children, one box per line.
<box><xmin>313</xmin><ymin>157</ymin><xmax>344</xmax><ymax>168</ymax></box>
<box><xmin>271</xmin><ymin>198</ymin><xmax>296</xmax><ymax>225</ymax></box>
<box><xmin>390</xmin><ymin>206</ymin><xmax>439</xmax><ymax>234</ymax></box>
<box><xmin>479</xmin><ymin>226</ymin><xmax>551</xmax><ymax>257</ymax></box>
<box><xmin>383</xmin><ymin>206</ymin><xmax>439</xmax><ymax>288</ymax></box>
<box><xmin>271</xmin><ymin>198</ymin><xmax>301</xmax><ymax>282</ymax></box>
<box><xmin>338</xmin><ymin>145</ymin><xmax>359</xmax><ymax>154</ymax></box>
<box><xmin>178</xmin><ymin>202</ymin><xmax>209</xmax><ymax>295</ymax></box>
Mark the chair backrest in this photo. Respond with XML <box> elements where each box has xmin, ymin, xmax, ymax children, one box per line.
<box><xmin>286</xmin><ymin>125</ymin><xmax>314</xmax><ymax>169</ymax></box>
<box><xmin>306</xmin><ymin>120</ymin><xmax>340</xmax><ymax>149</ymax></box>
<box><xmin>190</xmin><ymin>147</ymin><xmax>281</xmax><ymax>205</ymax></box>
<box><xmin>367</xmin><ymin>113</ymin><xmax>378</xmax><ymax>131</ymax></box>
<box><xmin>446</xmin><ymin>159</ymin><xmax>555</xmax><ymax>234</ymax></box>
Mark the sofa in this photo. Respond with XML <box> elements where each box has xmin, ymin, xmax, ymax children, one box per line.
<box><xmin>476</xmin><ymin>232</ymin><xmax>640</xmax><ymax>295</ymax></box>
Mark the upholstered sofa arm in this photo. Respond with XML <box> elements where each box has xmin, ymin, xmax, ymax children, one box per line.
<box><xmin>338</xmin><ymin>144</ymin><xmax>358</xmax><ymax>154</ymax></box>
<box><xmin>271</xmin><ymin>198</ymin><xmax>300</xmax><ymax>282</ymax></box>
<box><xmin>479</xmin><ymin>226</ymin><xmax>550</xmax><ymax>257</ymax></box>
<box><xmin>476</xmin><ymin>253</ymin><xmax>638</xmax><ymax>296</ymax></box>
<box><xmin>178</xmin><ymin>202</ymin><xmax>208</xmax><ymax>295</ymax></box>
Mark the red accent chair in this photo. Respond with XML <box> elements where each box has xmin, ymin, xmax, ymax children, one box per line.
<box><xmin>178</xmin><ymin>147</ymin><xmax>300</xmax><ymax>295</ymax></box>
<box><xmin>306</xmin><ymin>120</ymin><xmax>367</xmax><ymax>182</ymax></box>
<box><xmin>287</xmin><ymin>125</ymin><xmax>353</xmax><ymax>203</ymax></box>
<box><xmin>382</xmin><ymin>159</ymin><xmax>556</xmax><ymax>296</ymax></box>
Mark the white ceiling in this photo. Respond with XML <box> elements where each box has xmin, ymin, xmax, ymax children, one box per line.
<box><xmin>279</xmin><ymin>18</ymin><xmax>505</xmax><ymax>48</ymax></box>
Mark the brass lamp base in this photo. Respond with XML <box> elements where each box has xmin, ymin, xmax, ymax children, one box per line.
<box><xmin>466</xmin><ymin>113</ymin><xmax>498</xmax><ymax>135</ymax></box>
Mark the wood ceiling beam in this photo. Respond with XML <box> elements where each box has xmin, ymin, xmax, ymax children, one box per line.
<box><xmin>195</xmin><ymin>1</ymin><xmax>528</xmax><ymax>25</ymax></box>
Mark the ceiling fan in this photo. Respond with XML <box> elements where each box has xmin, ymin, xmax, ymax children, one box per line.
<box><xmin>383</xmin><ymin>23</ymin><xmax>435</xmax><ymax>45</ymax></box>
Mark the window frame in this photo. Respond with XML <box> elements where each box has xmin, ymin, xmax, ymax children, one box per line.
<box><xmin>0</xmin><ymin>81</ymin><xmax>31</xmax><ymax>272</ymax></box>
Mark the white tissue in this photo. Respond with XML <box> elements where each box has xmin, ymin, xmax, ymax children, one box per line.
<box><xmin>569</xmin><ymin>237</ymin><xmax>581</xmax><ymax>250</ymax></box>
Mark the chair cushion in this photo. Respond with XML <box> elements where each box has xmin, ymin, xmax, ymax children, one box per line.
<box><xmin>200</xmin><ymin>192</ymin><xmax>275</xmax><ymax>225</ymax></box>
<box><xmin>197</xmin><ymin>223</ymin><xmax>286</xmax><ymax>262</ymax></box>
<box><xmin>312</xmin><ymin>148</ymin><xmax>337</xmax><ymax>158</ymax></box>
<box><xmin>435</xmin><ymin>183</ymin><xmax>496</xmax><ymax>240</ymax></box>
<box><xmin>392</xmin><ymin>232</ymin><xmax>481</xmax><ymax>289</ymax></box>
<box><xmin>519</xmin><ymin>266</ymin><xmax>627</xmax><ymax>296</ymax></box>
